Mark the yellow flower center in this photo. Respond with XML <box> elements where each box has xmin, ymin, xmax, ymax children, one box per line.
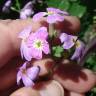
<box><xmin>76</xmin><ymin>41</ymin><xmax>80</xmax><ymax>47</ymax></box>
<box><xmin>33</xmin><ymin>40</ymin><xmax>43</xmax><ymax>50</ymax></box>
<box><xmin>47</xmin><ymin>11</ymin><xmax>54</xmax><ymax>15</ymax></box>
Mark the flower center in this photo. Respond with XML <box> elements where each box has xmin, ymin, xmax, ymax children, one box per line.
<box><xmin>47</xmin><ymin>11</ymin><xmax>54</xmax><ymax>15</ymax></box>
<box><xmin>22</xmin><ymin>69</ymin><xmax>26</xmax><ymax>75</ymax></box>
<box><xmin>33</xmin><ymin>40</ymin><xmax>43</xmax><ymax>50</ymax></box>
<box><xmin>76</xmin><ymin>41</ymin><xmax>80</xmax><ymax>47</ymax></box>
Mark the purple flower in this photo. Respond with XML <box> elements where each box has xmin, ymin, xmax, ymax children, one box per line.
<box><xmin>2</xmin><ymin>0</ymin><xmax>12</xmax><ymax>13</ymax></box>
<box><xmin>71</xmin><ymin>40</ymin><xmax>85</xmax><ymax>62</ymax></box>
<box><xmin>17</xmin><ymin>62</ymin><xmax>40</xmax><ymax>87</ymax></box>
<box><xmin>27</xmin><ymin>27</ymin><xmax>50</xmax><ymax>59</ymax></box>
<box><xmin>18</xmin><ymin>26</ymin><xmax>33</xmax><ymax>61</ymax></box>
<box><xmin>20</xmin><ymin>1</ymin><xmax>34</xmax><ymax>19</ymax></box>
<box><xmin>33</xmin><ymin>7</ymin><xmax>69</xmax><ymax>24</ymax></box>
<box><xmin>59</xmin><ymin>33</ymin><xmax>78</xmax><ymax>49</ymax></box>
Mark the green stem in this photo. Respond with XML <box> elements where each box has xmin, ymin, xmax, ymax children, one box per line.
<box><xmin>49</xmin><ymin>24</ymin><xmax>54</xmax><ymax>38</ymax></box>
<box><xmin>16</xmin><ymin>0</ymin><xmax>21</xmax><ymax>11</ymax></box>
<box><xmin>11</xmin><ymin>7</ymin><xmax>20</xmax><ymax>13</ymax></box>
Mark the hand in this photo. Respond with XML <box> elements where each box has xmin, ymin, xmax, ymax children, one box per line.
<box><xmin>0</xmin><ymin>16</ymin><xmax>95</xmax><ymax>96</ymax></box>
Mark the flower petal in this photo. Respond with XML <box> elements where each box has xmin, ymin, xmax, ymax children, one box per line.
<box><xmin>20</xmin><ymin>62</ymin><xmax>27</xmax><ymax>70</ymax></box>
<box><xmin>47</xmin><ymin>7</ymin><xmax>57</xmax><ymax>13</ymax></box>
<box><xmin>31</xmin><ymin>47</ymin><xmax>42</xmax><ymax>59</ymax></box>
<box><xmin>2</xmin><ymin>0</ymin><xmax>12</xmax><ymax>13</ymax></box>
<box><xmin>59</xmin><ymin>33</ymin><xmax>69</xmax><ymax>43</ymax></box>
<box><xmin>56</xmin><ymin>9</ymin><xmax>69</xmax><ymax>15</ymax></box>
<box><xmin>47</xmin><ymin>15</ymin><xmax>57</xmax><ymax>24</ymax></box>
<box><xmin>20</xmin><ymin>41</ymin><xmax>24</xmax><ymax>59</ymax></box>
<box><xmin>42</xmin><ymin>41</ymin><xmax>50</xmax><ymax>54</ymax></box>
<box><xmin>71</xmin><ymin>40</ymin><xmax>85</xmax><ymax>61</ymax></box>
<box><xmin>22</xmin><ymin>75</ymin><xmax>34</xmax><ymax>87</ymax></box>
<box><xmin>36</xmin><ymin>27</ymin><xmax>48</xmax><ymax>39</ymax></box>
<box><xmin>20</xmin><ymin>9</ymin><xmax>33</xmax><ymax>19</ymax></box>
<box><xmin>27</xmin><ymin>66</ymin><xmax>40</xmax><ymax>80</ymax></box>
<box><xmin>18</xmin><ymin>26</ymin><xmax>32</xmax><ymax>39</ymax></box>
<box><xmin>21</xmin><ymin>41</ymin><xmax>32</xmax><ymax>61</ymax></box>
<box><xmin>63</xmin><ymin>40</ymin><xmax>74</xmax><ymax>49</ymax></box>
<box><xmin>33</xmin><ymin>12</ymin><xmax>46</xmax><ymax>21</ymax></box>
<box><xmin>17</xmin><ymin>71</ymin><xmax>22</xmax><ymax>85</ymax></box>
<box><xmin>55</xmin><ymin>14</ymin><xmax>64</xmax><ymax>22</ymax></box>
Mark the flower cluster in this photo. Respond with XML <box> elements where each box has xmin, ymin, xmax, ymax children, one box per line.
<box><xmin>17</xmin><ymin>7</ymin><xmax>85</xmax><ymax>87</ymax></box>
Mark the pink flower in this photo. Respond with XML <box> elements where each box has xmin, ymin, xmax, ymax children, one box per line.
<box><xmin>33</xmin><ymin>7</ymin><xmax>69</xmax><ymax>24</ymax></box>
<box><xmin>71</xmin><ymin>40</ymin><xmax>85</xmax><ymax>62</ymax></box>
<box><xmin>18</xmin><ymin>26</ymin><xmax>33</xmax><ymax>61</ymax></box>
<box><xmin>20</xmin><ymin>1</ymin><xmax>34</xmax><ymax>19</ymax></box>
<box><xmin>17</xmin><ymin>62</ymin><xmax>40</xmax><ymax>87</ymax></box>
<box><xmin>19</xmin><ymin>26</ymin><xmax>50</xmax><ymax>60</ymax></box>
<box><xmin>27</xmin><ymin>27</ymin><xmax>50</xmax><ymax>59</ymax></box>
<box><xmin>59</xmin><ymin>33</ymin><xmax>78</xmax><ymax>49</ymax></box>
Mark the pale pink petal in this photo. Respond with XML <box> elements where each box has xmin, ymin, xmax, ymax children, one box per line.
<box><xmin>20</xmin><ymin>41</ymin><xmax>25</xmax><ymax>59</ymax></box>
<box><xmin>63</xmin><ymin>40</ymin><xmax>75</xmax><ymax>49</ymax></box>
<box><xmin>2</xmin><ymin>0</ymin><xmax>12</xmax><ymax>13</ymax></box>
<box><xmin>31</xmin><ymin>47</ymin><xmax>42</xmax><ymax>59</ymax></box>
<box><xmin>47</xmin><ymin>7</ymin><xmax>57</xmax><ymax>13</ymax></box>
<box><xmin>20</xmin><ymin>1</ymin><xmax>34</xmax><ymax>19</ymax></box>
<box><xmin>59</xmin><ymin>33</ymin><xmax>69</xmax><ymax>43</ymax></box>
<box><xmin>20</xmin><ymin>9</ymin><xmax>33</xmax><ymax>19</ymax></box>
<box><xmin>36</xmin><ymin>27</ymin><xmax>48</xmax><ymax>39</ymax></box>
<box><xmin>22</xmin><ymin>75</ymin><xmax>34</xmax><ymax>87</ymax></box>
<box><xmin>18</xmin><ymin>26</ymin><xmax>32</xmax><ymax>39</ymax></box>
<box><xmin>56</xmin><ymin>9</ymin><xmax>69</xmax><ymax>15</ymax></box>
<box><xmin>71</xmin><ymin>40</ymin><xmax>85</xmax><ymax>61</ymax></box>
<box><xmin>17</xmin><ymin>71</ymin><xmax>22</xmax><ymax>85</ymax></box>
<box><xmin>20</xmin><ymin>62</ymin><xmax>27</xmax><ymax>70</ymax></box>
<box><xmin>42</xmin><ymin>41</ymin><xmax>50</xmax><ymax>54</ymax></box>
<box><xmin>27</xmin><ymin>66</ymin><xmax>40</xmax><ymax>80</ymax></box>
<box><xmin>22</xmin><ymin>41</ymin><xmax>32</xmax><ymax>61</ymax></box>
<box><xmin>23</xmin><ymin>1</ymin><xmax>33</xmax><ymax>10</ymax></box>
<box><xmin>33</xmin><ymin>12</ymin><xmax>46</xmax><ymax>21</ymax></box>
<box><xmin>47</xmin><ymin>15</ymin><xmax>57</xmax><ymax>24</ymax></box>
<box><xmin>54</xmin><ymin>14</ymin><xmax>64</xmax><ymax>21</ymax></box>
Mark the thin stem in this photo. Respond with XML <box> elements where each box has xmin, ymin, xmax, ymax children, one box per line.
<box><xmin>16</xmin><ymin>0</ymin><xmax>21</xmax><ymax>11</ymax></box>
<box><xmin>49</xmin><ymin>24</ymin><xmax>55</xmax><ymax>38</ymax></box>
<box><xmin>11</xmin><ymin>7</ymin><xmax>20</xmax><ymax>13</ymax></box>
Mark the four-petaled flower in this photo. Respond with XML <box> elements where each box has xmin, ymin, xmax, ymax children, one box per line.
<box><xmin>27</xmin><ymin>27</ymin><xmax>50</xmax><ymax>59</ymax></box>
<box><xmin>59</xmin><ymin>33</ymin><xmax>78</xmax><ymax>49</ymax></box>
<box><xmin>71</xmin><ymin>40</ymin><xmax>85</xmax><ymax>62</ymax></box>
<box><xmin>17</xmin><ymin>62</ymin><xmax>40</xmax><ymax>87</ymax></box>
<box><xmin>18</xmin><ymin>26</ymin><xmax>33</xmax><ymax>61</ymax></box>
<box><xmin>33</xmin><ymin>7</ymin><xmax>69</xmax><ymax>24</ymax></box>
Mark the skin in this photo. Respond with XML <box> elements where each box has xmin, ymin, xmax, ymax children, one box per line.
<box><xmin>0</xmin><ymin>16</ymin><xmax>95</xmax><ymax>95</ymax></box>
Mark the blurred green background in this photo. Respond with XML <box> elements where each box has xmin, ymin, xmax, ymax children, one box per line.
<box><xmin>0</xmin><ymin>0</ymin><xmax>96</xmax><ymax>95</ymax></box>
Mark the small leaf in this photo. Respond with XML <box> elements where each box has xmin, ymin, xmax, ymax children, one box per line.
<box><xmin>46</xmin><ymin>0</ymin><xmax>60</xmax><ymax>8</ymax></box>
<box><xmin>58</xmin><ymin>0</ymin><xmax>70</xmax><ymax>11</ymax></box>
<box><xmin>46</xmin><ymin>0</ymin><xmax>70</xmax><ymax>11</ymax></box>
<box><xmin>52</xmin><ymin>46</ymin><xmax>64</xmax><ymax>57</ymax></box>
<box><xmin>69</xmin><ymin>3</ymin><xmax>86</xmax><ymax>18</ymax></box>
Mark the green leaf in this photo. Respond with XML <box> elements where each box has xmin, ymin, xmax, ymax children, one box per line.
<box><xmin>58</xmin><ymin>0</ymin><xmax>70</xmax><ymax>11</ymax></box>
<box><xmin>69</xmin><ymin>0</ymin><xmax>77</xmax><ymax>2</ymax></box>
<box><xmin>46</xmin><ymin>0</ymin><xmax>60</xmax><ymax>8</ymax></box>
<box><xmin>46</xmin><ymin>0</ymin><xmax>70</xmax><ymax>11</ymax></box>
<box><xmin>69</xmin><ymin>3</ymin><xmax>86</xmax><ymax>18</ymax></box>
<box><xmin>52</xmin><ymin>46</ymin><xmax>64</xmax><ymax>57</ymax></box>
